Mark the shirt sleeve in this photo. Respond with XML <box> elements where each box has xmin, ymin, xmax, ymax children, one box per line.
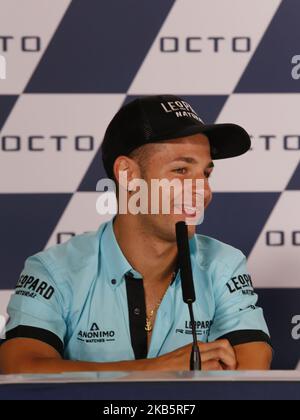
<box><xmin>3</xmin><ymin>255</ymin><xmax>67</xmax><ymax>356</ymax></box>
<box><xmin>209</xmin><ymin>250</ymin><xmax>272</xmax><ymax>348</ymax></box>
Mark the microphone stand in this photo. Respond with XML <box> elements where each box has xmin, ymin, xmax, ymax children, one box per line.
<box><xmin>176</xmin><ymin>221</ymin><xmax>201</xmax><ymax>371</ymax></box>
<box><xmin>187</xmin><ymin>300</ymin><xmax>201</xmax><ymax>371</ymax></box>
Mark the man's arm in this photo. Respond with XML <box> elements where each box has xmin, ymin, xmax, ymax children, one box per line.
<box><xmin>0</xmin><ymin>338</ymin><xmax>237</xmax><ymax>374</ymax></box>
<box><xmin>209</xmin><ymin>250</ymin><xmax>273</xmax><ymax>368</ymax></box>
<box><xmin>234</xmin><ymin>342</ymin><xmax>273</xmax><ymax>370</ymax></box>
<box><xmin>0</xmin><ymin>338</ymin><xmax>151</xmax><ymax>374</ymax></box>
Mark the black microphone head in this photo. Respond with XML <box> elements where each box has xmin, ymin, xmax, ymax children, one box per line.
<box><xmin>176</xmin><ymin>221</ymin><xmax>196</xmax><ymax>303</ymax></box>
<box><xmin>175</xmin><ymin>220</ymin><xmax>187</xmax><ymax>239</ymax></box>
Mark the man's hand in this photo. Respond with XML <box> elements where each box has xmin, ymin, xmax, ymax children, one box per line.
<box><xmin>152</xmin><ymin>339</ymin><xmax>237</xmax><ymax>371</ymax></box>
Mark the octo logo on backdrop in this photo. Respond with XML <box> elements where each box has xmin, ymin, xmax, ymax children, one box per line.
<box><xmin>160</xmin><ymin>36</ymin><xmax>252</xmax><ymax>53</ymax></box>
<box><xmin>0</xmin><ymin>54</ymin><xmax>6</xmax><ymax>80</ymax></box>
<box><xmin>0</xmin><ymin>36</ymin><xmax>41</xmax><ymax>53</ymax></box>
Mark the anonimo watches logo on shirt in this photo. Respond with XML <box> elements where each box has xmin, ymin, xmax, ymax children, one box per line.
<box><xmin>77</xmin><ymin>323</ymin><xmax>116</xmax><ymax>344</ymax></box>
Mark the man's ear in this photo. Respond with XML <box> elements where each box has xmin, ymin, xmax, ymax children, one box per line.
<box><xmin>113</xmin><ymin>156</ymin><xmax>140</xmax><ymax>190</ymax></box>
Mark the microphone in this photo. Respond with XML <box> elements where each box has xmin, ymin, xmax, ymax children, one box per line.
<box><xmin>176</xmin><ymin>221</ymin><xmax>201</xmax><ymax>371</ymax></box>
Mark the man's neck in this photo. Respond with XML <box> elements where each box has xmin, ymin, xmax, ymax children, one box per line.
<box><xmin>113</xmin><ymin>215</ymin><xmax>178</xmax><ymax>285</ymax></box>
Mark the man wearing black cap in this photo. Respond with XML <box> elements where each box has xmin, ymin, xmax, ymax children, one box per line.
<box><xmin>0</xmin><ymin>96</ymin><xmax>272</xmax><ymax>374</ymax></box>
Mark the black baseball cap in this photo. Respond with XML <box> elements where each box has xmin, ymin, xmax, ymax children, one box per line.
<box><xmin>101</xmin><ymin>95</ymin><xmax>251</xmax><ymax>179</ymax></box>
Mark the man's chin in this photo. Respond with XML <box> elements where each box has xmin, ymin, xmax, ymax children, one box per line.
<box><xmin>187</xmin><ymin>224</ymin><xmax>197</xmax><ymax>237</ymax></box>
<box><xmin>172</xmin><ymin>212</ymin><xmax>203</xmax><ymax>228</ymax></box>
<box><xmin>143</xmin><ymin>213</ymin><xmax>197</xmax><ymax>242</ymax></box>
<box><xmin>170</xmin><ymin>214</ymin><xmax>197</xmax><ymax>238</ymax></box>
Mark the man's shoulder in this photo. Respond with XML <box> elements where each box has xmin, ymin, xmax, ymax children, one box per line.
<box><xmin>193</xmin><ymin>233</ymin><xmax>245</xmax><ymax>270</ymax></box>
<box><xmin>29</xmin><ymin>223</ymin><xmax>107</xmax><ymax>275</ymax></box>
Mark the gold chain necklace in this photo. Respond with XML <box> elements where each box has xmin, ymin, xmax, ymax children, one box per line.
<box><xmin>145</xmin><ymin>271</ymin><xmax>176</xmax><ymax>333</ymax></box>
<box><xmin>145</xmin><ymin>299</ymin><xmax>163</xmax><ymax>333</ymax></box>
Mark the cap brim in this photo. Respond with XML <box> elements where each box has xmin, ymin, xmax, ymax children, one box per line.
<box><xmin>163</xmin><ymin>123</ymin><xmax>251</xmax><ymax>160</ymax></box>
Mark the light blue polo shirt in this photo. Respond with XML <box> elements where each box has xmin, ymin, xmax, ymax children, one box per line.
<box><xmin>4</xmin><ymin>218</ymin><xmax>271</xmax><ymax>362</ymax></box>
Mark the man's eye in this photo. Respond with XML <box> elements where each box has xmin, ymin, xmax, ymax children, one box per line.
<box><xmin>173</xmin><ymin>168</ymin><xmax>187</xmax><ymax>174</ymax></box>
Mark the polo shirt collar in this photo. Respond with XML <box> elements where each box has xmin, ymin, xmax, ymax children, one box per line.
<box><xmin>99</xmin><ymin>218</ymin><xmax>206</xmax><ymax>288</ymax></box>
<box><xmin>100</xmin><ymin>218</ymin><xmax>142</xmax><ymax>288</ymax></box>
